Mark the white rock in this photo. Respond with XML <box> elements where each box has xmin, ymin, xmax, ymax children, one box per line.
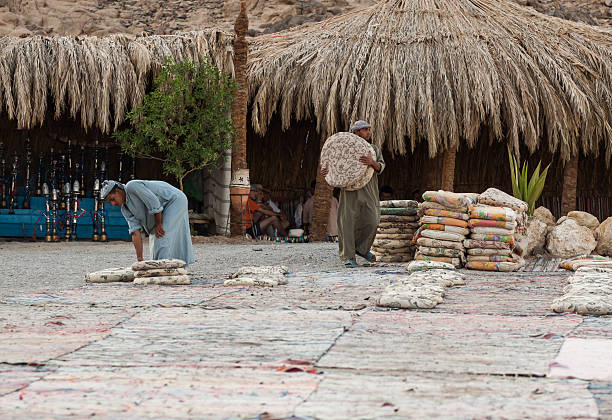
<box><xmin>567</xmin><ymin>211</ymin><xmax>599</xmax><ymax>230</ymax></box>
<box><xmin>533</xmin><ymin>206</ymin><xmax>556</xmax><ymax>226</ymax></box>
<box><xmin>524</xmin><ymin>217</ymin><xmax>548</xmax><ymax>256</ymax></box>
<box><xmin>595</xmin><ymin>217</ymin><xmax>612</xmax><ymax>257</ymax></box>
<box><xmin>546</xmin><ymin>219</ymin><xmax>596</xmax><ymax>258</ymax></box>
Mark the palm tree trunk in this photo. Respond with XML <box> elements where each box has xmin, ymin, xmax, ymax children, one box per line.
<box><xmin>561</xmin><ymin>155</ymin><xmax>578</xmax><ymax>216</ymax></box>
<box><xmin>311</xmin><ymin>137</ymin><xmax>333</xmax><ymax>241</ymax></box>
<box><xmin>230</xmin><ymin>0</ymin><xmax>248</xmax><ymax>236</ymax></box>
<box><xmin>441</xmin><ymin>147</ymin><xmax>456</xmax><ymax>191</ymax></box>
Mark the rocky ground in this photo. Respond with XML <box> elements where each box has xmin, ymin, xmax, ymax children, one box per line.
<box><xmin>0</xmin><ymin>0</ymin><xmax>610</xmax><ymax>38</ymax></box>
<box><xmin>0</xmin><ymin>240</ymin><xmax>610</xmax><ymax>418</ymax></box>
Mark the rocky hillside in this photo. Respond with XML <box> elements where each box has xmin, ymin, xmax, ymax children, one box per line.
<box><xmin>0</xmin><ymin>0</ymin><xmax>609</xmax><ymax>37</ymax></box>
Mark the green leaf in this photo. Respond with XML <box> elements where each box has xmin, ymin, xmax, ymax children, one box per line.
<box><xmin>527</xmin><ymin>163</ymin><xmax>550</xmax><ymax>215</ymax></box>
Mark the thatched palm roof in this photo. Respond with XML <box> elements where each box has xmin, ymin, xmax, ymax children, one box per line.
<box><xmin>0</xmin><ymin>29</ymin><xmax>234</xmax><ymax>133</ymax></box>
<box><xmin>248</xmin><ymin>0</ymin><xmax>612</xmax><ymax>161</ymax></box>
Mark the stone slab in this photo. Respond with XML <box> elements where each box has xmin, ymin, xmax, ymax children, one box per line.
<box><xmin>318</xmin><ymin>311</ymin><xmax>581</xmax><ymax>376</ymax></box>
<box><xmin>296</xmin><ymin>372</ymin><xmax>597</xmax><ymax>419</ymax></box>
<box><xmin>0</xmin><ymin>304</ymin><xmax>136</xmax><ymax>364</ymax></box>
<box><xmin>57</xmin><ymin>308</ymin><xmax>352</xmax><ymax>368</ymax></box>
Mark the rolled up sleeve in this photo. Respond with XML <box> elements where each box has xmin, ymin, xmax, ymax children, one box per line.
<box><xmin>126</xmin><ymin>182</ymin><xmax>163</xmax><ymax>214</ymax></box>
<box><xmin>375</xmin><ymin>145</ymin><xmax>385</xmax><ymax>174</ymax></box>
<box><xmin>121</xmin><ymin>207</ymin><xmax>142</xmax><ymax>234</ymax></box>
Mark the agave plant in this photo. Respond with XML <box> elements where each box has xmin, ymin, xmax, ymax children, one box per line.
<box><xmin>508</xmin><ymin>149</ymin><xmax>550</xmax><ymax>216</ymax></box>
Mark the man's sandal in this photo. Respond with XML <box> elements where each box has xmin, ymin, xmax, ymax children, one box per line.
<box><xmin>357</xmin><ymin>251</ymin><xmax>376</xmax><ymax>263</ymax></box>
<box><xmin>344</xmin><ymin>259</ymin><xmax>359</xmax><ymax>268</ymax></box>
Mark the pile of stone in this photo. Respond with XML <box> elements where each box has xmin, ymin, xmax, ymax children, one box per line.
<box><xmin>224</xmin><ymin>266</ymin><xmax>289</xmax><ymax>287</ymax></box>
<box><xmin>551</xmin><ymin>267</ymin><xmax>612</xmax><ymax>315</ymax></box>
<box><xmin>371</xmin><ymin>200</ymin><xmax>419</xmax><ymax>263</ymax></box>
<box><xmin>464</xmin><ymin>204</ymin><xmax>524</xmax><ymax>271</ymax></box>
<box><xmin>376</xmin><ymin>261</ymin><xmax>465</xmax><ymax>309</ymax></box>
<box><xmin>412</xmin><ymin>191</ymin><xmax>478</xmax><ymax>268</ymax></box>
<box><xmin>132</xmin><ymin>259</ymin><xmax>190</xmax><ymax>285</ymax></box>
<box><xmin>84</xmin><ymin>259</ymin><xmax>189</xmax><ymax>285</ymax></box>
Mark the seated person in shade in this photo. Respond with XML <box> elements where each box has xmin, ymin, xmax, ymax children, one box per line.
<box><xmin>327</xmin><ymin>188</ymin><xmax>340</xmax><ymax>241</ymax></box>
<box><xmin>261</xmin><ymin>187</ymin><xmax>290</xmax><ymax>232</ymax></box>
<box><xmin>302</xmin><ymin>189</ymin><xmax>314</xmax><ymax>234</ymax></box>
<box><xmin>379</xmin><ymin>185</ymin><xmax>393</xmax><ymax>201</ymax></box>
<box><xmin>245</xmin><ymin>185</ymin><xmax>286</xmax><ymax>238</ymax></box>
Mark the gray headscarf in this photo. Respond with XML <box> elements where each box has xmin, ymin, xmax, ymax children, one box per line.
<box><xmin>350</xmin><ymin>120</ymin><xmax>371</xmax><ymax>133</ymax></box>
<box><xmin>100</xmin><ymin>180</ymin><xmax>125</xmax><ymax>200</ymax></box>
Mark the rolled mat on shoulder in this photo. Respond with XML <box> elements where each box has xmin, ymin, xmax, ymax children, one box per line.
<box><xmin>320</xmin><ymin>132</ymin><xmax>375</xmax><ymax>190</ymax></box>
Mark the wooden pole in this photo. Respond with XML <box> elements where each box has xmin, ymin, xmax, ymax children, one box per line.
<box><xmin>561</xmin><ymin>155</ymin><xmax>578</xmax><ymax>216</ymax></box>
<box><xmin>230</xmin><ymin>1</ymin><xmax>248</xmax><ymax>236</ymax></box>
<box><xmin>311</xmin><ymin>136</ymin><xmax>333</xmax><ymax>241</ymax></box>
<box><xmin>440</xmin><ymin>147</ymin><xmax>456</xmax><ymax>191</ymax></box>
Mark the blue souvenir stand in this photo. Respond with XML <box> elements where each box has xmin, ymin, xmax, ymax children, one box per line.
<box><xmin>0</xmin><ymin>192</ymin><xmax>129</xmax><ymax>240</ymax></box>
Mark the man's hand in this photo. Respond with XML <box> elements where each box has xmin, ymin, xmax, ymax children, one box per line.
<box><xmin>154</xmin><ymin>223</ymin><xmax>166</xmax><ymax>238</ymax></box>
<box><xmin>320</xmin><ymin>167</ymin><xmax>329</xmax><ymax>178</ymax></box>
<box><xmin>359</xmin><ymin>155</ymin><xmax>376</xmax><ymax>167</ymax></box>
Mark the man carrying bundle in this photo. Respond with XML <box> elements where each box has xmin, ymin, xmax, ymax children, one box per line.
<box><xmin>321</xmin><ymin>120</ymin><xmax>385</xmax><ymax>268</ymax></box>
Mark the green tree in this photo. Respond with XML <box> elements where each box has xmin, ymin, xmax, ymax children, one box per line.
<box><xmin>115</xmin><ymin>58</ymin><xmax>236</xmax><ymax>190</ymax></box>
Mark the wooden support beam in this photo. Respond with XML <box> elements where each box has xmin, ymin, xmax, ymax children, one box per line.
<box><xmin>561</xmin><ymin>155</ymin><xmax>578</xmax><ymax>216</ymax></box>
<box><xmin>441</xmin><ymin>147</ymin><xmax>456</xmax><ymax>192</ymax></box>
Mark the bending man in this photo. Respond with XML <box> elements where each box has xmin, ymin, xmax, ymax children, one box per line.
<box><xmin>101</xmin><ymin>180</ymin><xmax>195</xmax><ymax>265</ymax></box>
<box><xmin>321</xmin><ymin>120</ymin><xmax>385</xmax><ymax>268</ymax></box>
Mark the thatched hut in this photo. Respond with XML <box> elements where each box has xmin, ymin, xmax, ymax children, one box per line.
<box><xmin>246</xmin><ymin>0</ymin><xmax>612</xmax><ymax>238</ymax></box>
<box><xmin>0</xmin><ymin>30</ymin><xmax>235</xmax><ymax>235</ymax></box>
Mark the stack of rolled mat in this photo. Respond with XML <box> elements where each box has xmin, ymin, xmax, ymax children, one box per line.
<box><xmin>132</xmin><ymin>259</ymin><xmax>190</xmax><ymax>285</ymax></box>
<box><xmin>464</xmin><ymin>205</ymin><xmax>525</xmax><ymax>271</ymax></box>
<box><xmin>372</xmin><ymin>200</ymin><xmax>419</xmax><ymax>262</ymax></box>
<box><xmin>412</xmin><ymin>190</ymin><xmax>479</xmax><ymax>268</ymax></box>
<box><xmin>477</xmin><ymin>188</ymin><xmax>528</xmax><ymax>237</ymax></box>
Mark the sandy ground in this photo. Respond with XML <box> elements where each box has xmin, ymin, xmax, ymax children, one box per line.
<box><xmin>0</xmin><ymin>241</ymin><xmax>611</xmax><ymax>418</ymax></box>
<box><xmin>0</xmin><ymin>239</ymin><xmax>343</xmax><ymax>299</ymax></box>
